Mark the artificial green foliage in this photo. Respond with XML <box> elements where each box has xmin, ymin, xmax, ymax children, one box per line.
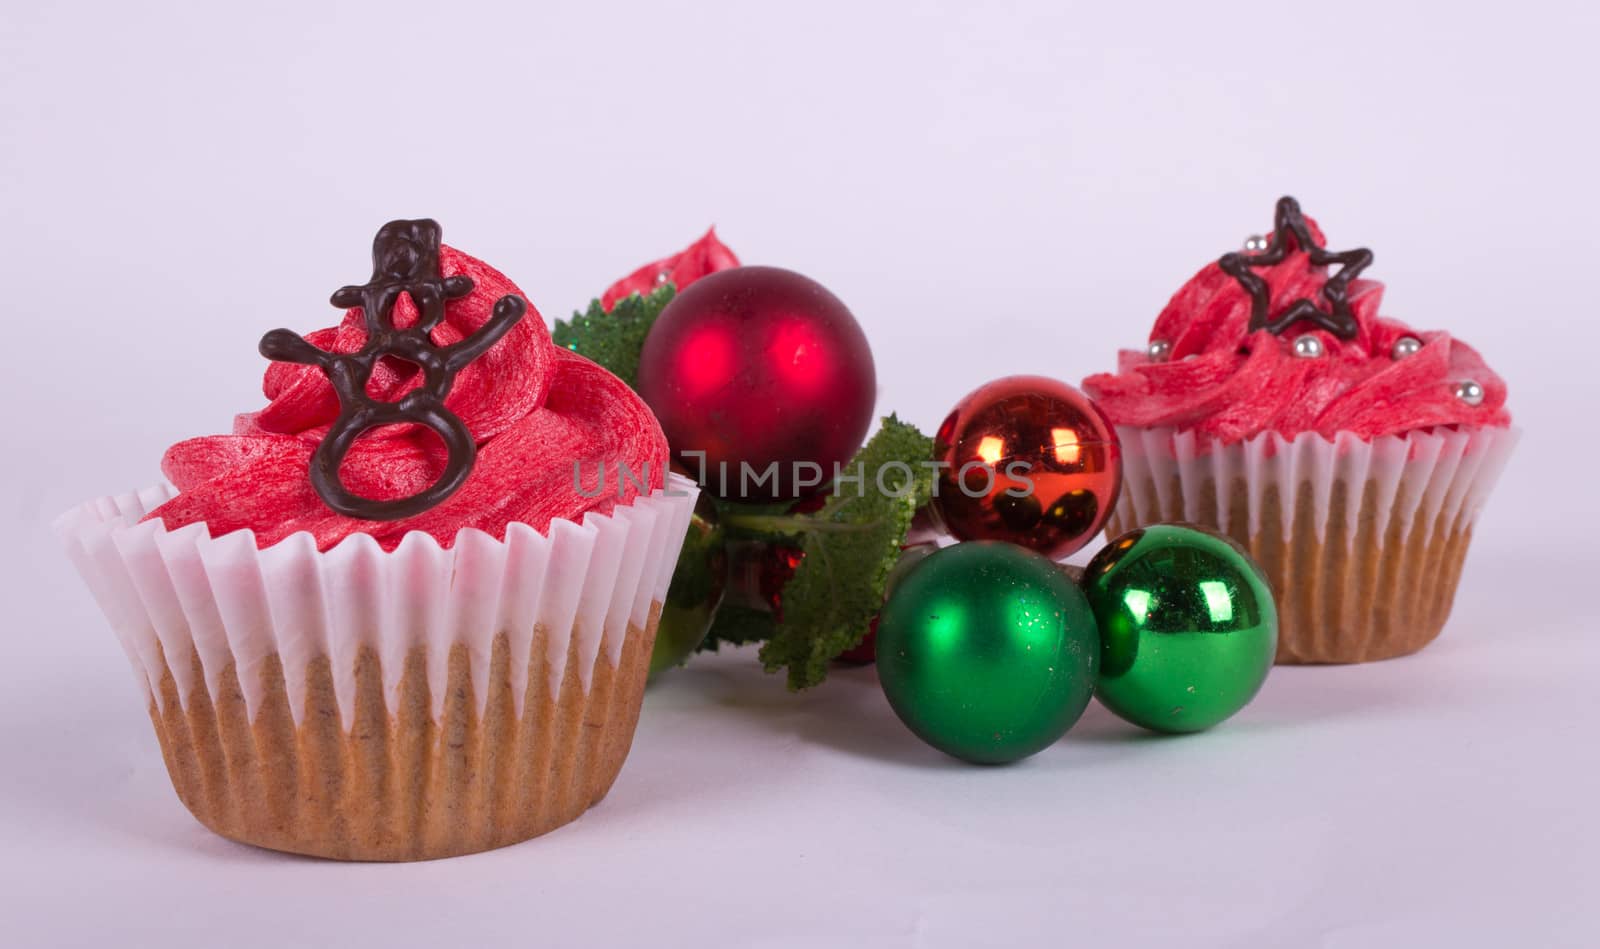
<box><xmin>557</xmin><ymin>279</ymin><xmax>933</xmax><ymax>689</ymax></box>
<box><xmin>698</xmin><ymin>603</ymin><xmax>779</xmax><ymax>654</ymax></box>
<box><xmin>551</xmin><ymin>284</ymin><xmax>676</xmax><ymax>387</ymax></box>
<box><xmin>750</xmin><ymin>415</ymin><xmax>935</xmax><ymax>689</ymax></box>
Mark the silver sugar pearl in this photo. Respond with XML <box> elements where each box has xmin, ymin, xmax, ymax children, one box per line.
<box><xmin>1453</xmin><ymin>380</ymin><xmax>1485</xmax><ymax>406</ymax></box>
<box><xmin>1291</xmin><ymin>334</ymin><xmax>1324</xmax><ymax>358</ymax></box>
<box><xmin>655</xmin><ymin>269</ymin><xmax>672</xmax><ymax>285</ymax></box>
<box><xmin>1147</xmin><ymin>339</ymin><xmax>1172</xmax><ymax>361</ymax></box>
<box><xmin>1244</xmin><ymin>234</ymin><xmax>1269</xmax><ymax>253</ymax></box>
<box><xmin>1391</xmin><ymin>336</ymin><xmax>1423</xmax><ymax>360</ymax></box>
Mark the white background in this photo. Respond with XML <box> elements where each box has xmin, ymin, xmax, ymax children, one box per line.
<box><xmin>3</xmin><ymin>1</ymin><xmax>1598</xmax><ymax>946</ymax></box>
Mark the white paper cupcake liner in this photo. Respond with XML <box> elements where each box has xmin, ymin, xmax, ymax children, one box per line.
<box><xmin>1108</xmin><ymin>426</ymin><xmax>1517</xmax><ymax>663</ymax></box>
<box><xmin>56</xmin><ymin>474</ymin><xmax>698</xmax><ymax>860</ymax></box>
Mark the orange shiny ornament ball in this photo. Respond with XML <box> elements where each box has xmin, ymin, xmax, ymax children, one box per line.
<box><xmin>931</xmin><ymin>375</ymin><xmax>1121</xmax><ymax>559</ymax></box>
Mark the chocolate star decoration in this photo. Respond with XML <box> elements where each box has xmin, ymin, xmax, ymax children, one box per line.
<box><xmin>1218</xmin><ymin>196</ymin><xmax>1372</xmax><ymax>341</ymax></box>
<box><xmin>259</xmin><ymin>219</ymin><xmax>527</xmax><ymax>521</ymax></box>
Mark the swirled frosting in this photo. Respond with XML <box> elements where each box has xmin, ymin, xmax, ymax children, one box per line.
<box><xmin>600</xmin><ymin>227</ymin><xmax>739</xmax><ymax>312</ymax></box>
<box><xmin>1083</xmin><ymin>209</ymin><xmax>1510</xmax><ymax>442</ymax></box>
<box><xmin>147</xmin><ymin>245</ymin><xmax>668</xmax><ymax>551</ymax></box>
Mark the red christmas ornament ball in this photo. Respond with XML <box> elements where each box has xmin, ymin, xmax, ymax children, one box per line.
<box><xmin>637</xmin><ymin>266</ymin><xmax>876</xmax><ymax>502</ymax></box>
<box><xmin>932</xmin><ymin>375</ymin><xmax>1121</xmax><ymax>559</ymax></box>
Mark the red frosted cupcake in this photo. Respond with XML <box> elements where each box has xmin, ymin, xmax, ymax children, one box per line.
<box><xmin>1084</xmin><ymin>197</ymin><xmax>1516</xmax><ymax>664</ymax></box>
<box><xmin>57</xmin><ymin>220</ymin><xmax>699</xmax><ymax>859</ymax></box>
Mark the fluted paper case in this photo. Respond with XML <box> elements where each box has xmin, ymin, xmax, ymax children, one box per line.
<box><xmin>57</xmin><ymin>475</ymin><xmax>698</xmax><ymax>861</ymax></box>
<box><xmin>1107</xmin><ymin>427</ymin><xmax>1516</xmax><ymax>664</ymax></box>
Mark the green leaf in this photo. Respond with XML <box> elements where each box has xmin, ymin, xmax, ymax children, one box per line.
<box><xmin>551</xmin><ymin>283</ymin><xmax>676</xmax><ymax>388</ymax></box>
<box><xmin>754</xmin><ymin>415</ymin><xmax>935</xmax><ymax>690</ymax></box>
<box><xmin>697</xmin><ymin>602</ymin><xmax>778</xmax><ymax>653</ymax></box>
<box><xmin>551</xmin><ymin>273</ymin><xmax>933</xmax><ymax>686</ymax></box>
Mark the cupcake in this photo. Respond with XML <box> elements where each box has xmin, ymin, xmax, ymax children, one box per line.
<box><xmin>1084</xmin><ymin>197</ymin><xmax>1515</xmax><ymax>664</ymax></box>
<box><xmin>56</xmin><ymin>220</ymin><xmax>697</xmax><ymax>860</ymax></box>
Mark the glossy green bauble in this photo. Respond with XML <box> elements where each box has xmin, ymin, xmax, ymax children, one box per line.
<box><xmin>648</xmin><ymin>493</ymin><xmax>728</xmax><ymax>679</ymax></box>
<box><xmin>876</xmin><ymin>541</ymin><xmax>1100</xmax><ymax>764</ymax></box>
<box><xmin>1082</xmin><ymin>524</ymin><xmax>1277</xmax><ymax>733</ymax></box>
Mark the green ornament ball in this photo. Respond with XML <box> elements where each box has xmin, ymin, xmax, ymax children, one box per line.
<box><xmin>1082</xmin><ymin>524</ymin><xmax>1277</xmax><ymax>734</ymax></box>
<box><xmin>876</xmin><ymin>541</ymin><xmax>1100</xmax><ymax>764</ymax></box>
<box><xmin>648</xmin><ymin>493</ymin><xmax>728</xmax><ymax>679</ymax></box>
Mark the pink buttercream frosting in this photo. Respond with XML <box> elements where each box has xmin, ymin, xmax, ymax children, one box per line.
<box><xmin>146</xmin><ymin>245</ymin><xmax>668</xmax><ymax>551</ymax></box>
<box><xmin>1083</xmin><ymin>207</ymin><xmax>1510</xmax><ymax>443</ymax></box>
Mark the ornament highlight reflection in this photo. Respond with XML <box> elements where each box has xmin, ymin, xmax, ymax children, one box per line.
<box><xmin>1082</xmin><ymin>524</ymin><xmax>1277</xmax><ymax>733</ymax></box>
<box><xmin>932</xmin><ymin>376</ymin><xmax>1122</xmax><ymax>559</ymax></box>
<box><xmin>876</xmin><ymin>541</ymin><xmax>1100</xmax><ymax>764</ymax></box>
